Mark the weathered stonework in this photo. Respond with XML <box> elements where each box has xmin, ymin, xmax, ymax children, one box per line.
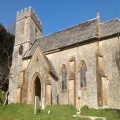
<box><xmin>8</xmin><ymin>7</ymin><xmax>42</xmax><ymax>103</ymax></box>
<box><xmin>99</xmin><ymin>37</ymin><xmax>120</xmax><ymax>109</ymax></box>
<box><xmin>8</xmin><ymin>7</ymin><xmax>120</xmax><ymax>110</ymax></box>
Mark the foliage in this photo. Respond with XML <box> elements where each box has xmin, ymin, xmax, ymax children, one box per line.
<box><xmin>6</xmin><ymin>21</ymin><xmax>16</xmax><ymax>35</ymax></box>
<box><xmin>0</xmin><ymin>24</ymin><xmax>15</xmax><ymax>91</ymax></box>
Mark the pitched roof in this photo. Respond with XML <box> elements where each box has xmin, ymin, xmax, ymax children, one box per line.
<box><xmin>23</xmin><ymin>18</ymin><xmax>120</xmax><ymax>58</ymax></box>
<box><xmin>100</xmin><ymin>18</ymin><xmax>120</xmax><ymax>38</ymax></box>
<box><xmin>38</xmin><ymin>18</ymin><xmax>97</xmax><ymax>52</ymax></box>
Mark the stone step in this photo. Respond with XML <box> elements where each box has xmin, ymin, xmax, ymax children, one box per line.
<box><xmin>73</xmin><ymin>115</ymin><xmax>106</xmax><ymax>120</ymax></box>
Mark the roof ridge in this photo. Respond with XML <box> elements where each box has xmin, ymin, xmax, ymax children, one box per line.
<box><xmin>39</xmin><ymin>18</ymin><xmax>97</xmax><ymax>39</ymax></box>
<box><xmin>36</xmin><ymin>18</ymin><xmax>120</xmax><ymax>41</ymax></box>
<box><xmin>101</xmin><ymin>18</ymin><xmax>120</xmax><ymax>25</ymax></box>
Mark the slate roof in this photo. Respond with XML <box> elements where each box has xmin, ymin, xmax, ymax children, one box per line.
<box><xmin>23</xmin><ymin>18</ymin><xmax>120</xmax><ymax>59</ymax></box>
<box><xmin>100</xmin><ymin>18</ymin><xmax>120</xmax><ymax>38</ymax></box>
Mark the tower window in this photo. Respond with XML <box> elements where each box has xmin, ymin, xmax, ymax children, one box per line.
<box><xmin>79</xmin><ymin>60</ymin><xmax>87</xmax><ymax>87</ymax></box>
<box><xmin>61</xmin><ymin>64</ymin><xmax>67</xmax><ymax>90</ymax></box>
<box><xmin>21</xmin><ymin>22</ymin><xmax>24</xmax><ymax>34</ymax></box>
<box><xmin>19</xmin><ymin>44</ymin><xmax>24</xmax><ymax>55</ymax></box>
<box><xmin>35</xmin><ymin>28</ymin><xmax>38</xmax><ymax>36</ymax></box>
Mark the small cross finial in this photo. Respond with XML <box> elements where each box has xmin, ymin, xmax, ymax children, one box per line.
<box><xmin>97</xmin><ymin>9</ymin><xmax>100</xmax><ymax>19</ymax></box>
<box><xmin>96</xmin><ymin>9</ymin><xmax>100</xmax><ymax>38</ymax></box>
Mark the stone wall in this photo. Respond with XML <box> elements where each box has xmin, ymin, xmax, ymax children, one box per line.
<box><xmin>23</xmin><ymin>47</ymin><xmax>49</xmax><ymax>104</ymax></box>
<box><xmin>8</xmin><ymin>46</ymin><xmax>23</xmax><ymax>103</ymax></box>
<box><xmin>45</xmin><ymin>36</ymin><xmax>120</xmax><ymax>109</ymax></box>
<box><xmin>99</xmin><ymin>36</ymin><xmax>120</xmax><ymax>109</ymax></box>
<box><xmin>46</xmin><ymin>42</ymin><xmax>97</xmax><ymax>108</ymax></box>
<box><xmin>8</xmin><ymin>7</ymin><xmax>42</xmax><ymax>103</ymax></box>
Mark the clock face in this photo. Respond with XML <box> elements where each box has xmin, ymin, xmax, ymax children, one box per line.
<box><xmin>19</xmin><ymin>44</ymin><xmax>23</xmax><ymax>55</ymax></box>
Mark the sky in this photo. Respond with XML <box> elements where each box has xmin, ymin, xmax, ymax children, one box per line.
<box><xmin>0</xmin><ymin>0</ymin><xmax>120</xmax><ymax>35</ymax></box>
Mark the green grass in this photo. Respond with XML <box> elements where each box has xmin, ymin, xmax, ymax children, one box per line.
<box><xmin>0</xmin><ymin>104</ymin><xmax>81</xmax><ymax>120</ymax></box>
<box><xmin>0</xmin><ymin>104</ymin><xmax>120</xmax><ymax>120</ymax></box>
<box><xmin>81</xmin><ymin>106</ymin><xmax>120</xmax><ymax>120</ymax></box>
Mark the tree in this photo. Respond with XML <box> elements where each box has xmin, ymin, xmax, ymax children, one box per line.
<box><xmin>6</xmin><ymin>20</ymin><xmax>16</xmax><ymax>35</ymax></box>
<box><xmin>0</xmin><ymin>24</ymin><xmax>14</xmax><ymax>92</ymax></box>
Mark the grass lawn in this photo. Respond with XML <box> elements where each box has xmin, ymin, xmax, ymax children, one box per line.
<box><xmin>0</xmin><ymin>104</ymin><xmax>79</xmax><ymax>120</ymax></box>
<box><xmin>81</xmin><ymin>106</ymin><xmax>120</xmax><ymax>120</ymax></box>
<box><xmin>0</xmin><ymin>104</ymin><xmax>120</xmax><ymax>120</ymax></box>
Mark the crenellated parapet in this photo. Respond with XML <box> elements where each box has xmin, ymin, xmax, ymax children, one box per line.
<box><xmin>16</xmin><ymin>6</ymin><xmax>42</xmax><ymax>32</ymax></box>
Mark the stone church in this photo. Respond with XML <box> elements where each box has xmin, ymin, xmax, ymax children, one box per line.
<box><xmin>8</xmin><ymin>7</ymin><xmax>120</xmax><ymax>109</ymax></box>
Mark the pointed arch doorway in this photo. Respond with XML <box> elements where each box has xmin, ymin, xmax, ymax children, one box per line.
<box><xmin>34</xmin><ymin>76</ymin><xmax>41</xmax><ymax>100</ymax></box>
<box><xmin>31</xmin><ymin>73</ymin><xmax>42</xmax><ymax>104</ymax></box>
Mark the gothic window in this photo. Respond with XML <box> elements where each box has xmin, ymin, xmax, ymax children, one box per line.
<box><xmin>61</xmin><ymin>64</ymin><xmax>67</xmax><ymax>90</ymax></box>
<box><xmin>79</xmin><ymin>60</ymin><xmax>87</xmax><ymax>87</ymax></box>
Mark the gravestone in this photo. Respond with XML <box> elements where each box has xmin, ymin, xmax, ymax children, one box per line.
<box><xmin>4</xmin><ymin>91</ymin><xmax>9</xmax><ymax>105</ymax></box>
<box><xmin>42</xmin><ymin>98</ymin><xmax>45</xmax><ymax>110</ymax></box>
<box><xmin>34</xmin><ymin>96</ymin><xmax>40</xmax><ymax>114</ymax></box>
<box><xmin>77</xmin><ymin>90</ymin><xmax>81</xmax><ymax>114</ymax></box>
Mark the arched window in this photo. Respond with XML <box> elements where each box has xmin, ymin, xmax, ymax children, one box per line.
<box><xmin>61</xmin><ymin>64</ymin><xmax>67</xmax><ymax>90</ymax></box>
<box><xmin>79</xmin><ymin>60</ymin><xmax>87</xmax><ymax>87</ymax></box>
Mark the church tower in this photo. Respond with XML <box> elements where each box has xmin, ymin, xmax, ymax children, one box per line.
<box><xmin>15</xmin><ymin>6</ymin><xmax>42</xmax><ymax>54</ymax></box>
<box><xmin>8</xmin><ymin>7</ymin><xmax>42</xmax><ymax>103</ymax></box>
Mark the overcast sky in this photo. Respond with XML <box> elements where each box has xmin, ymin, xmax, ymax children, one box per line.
<box><xmin>0</xmin><ymin>0</ymin><xmax>120</xmax><ymax>35</ymax></box>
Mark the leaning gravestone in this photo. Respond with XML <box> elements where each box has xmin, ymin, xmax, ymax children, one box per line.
<box><xmin>4</xmin><ymin>91</ymin><xmax>9</xmax><ymax>105</ymax></box>
<box><xmin>34</xmin><ymin>96</ymin><xmax>40</xmax><ymax>114</ymax></box>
